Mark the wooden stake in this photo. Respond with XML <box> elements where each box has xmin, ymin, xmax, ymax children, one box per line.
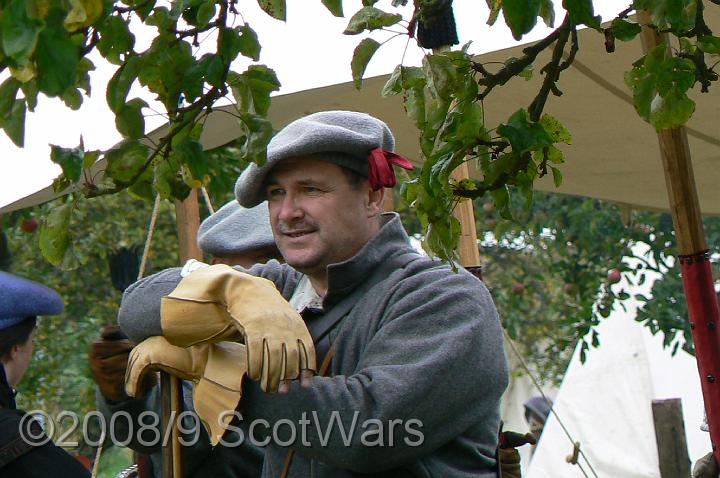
<box><xmin>638</xmin><ymin>10</ymin><xmax>720</xmax><ymax>464</ymax></box>
<box><xmin>160</xmin><ymin>189</ymin><xmax>203</xmax><ymax>478</ymax></box>
<box><xmin>451</xmin><ymin>163</ymin><xmax>481</xmax><ymax>267</ymax></box>
<box><xmin>652</xmin><ymin>399</ymin><xmax>691</xmax><ymax>477</ymax></box>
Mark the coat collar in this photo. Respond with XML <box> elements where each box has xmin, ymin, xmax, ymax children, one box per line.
<box><xmin>323</xmin><ymin>213</ymin><xmax>415</xmax><ymax>306</ymax></box>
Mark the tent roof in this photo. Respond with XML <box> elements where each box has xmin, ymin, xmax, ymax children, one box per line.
<box><xmin>2</xmin><ymin>12</ymin><xmax>718</xmax><ymax>214</ymax></box>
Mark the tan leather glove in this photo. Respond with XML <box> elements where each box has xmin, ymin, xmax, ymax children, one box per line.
<box><xmin>160</xmin><ymin>264</ymin><xmax>316</xmax><ymax>392</ymax></box>
<box><xmin>125</xmin><ymin>336</ymin><xmax>247</xmax><ymax>445</ymax></box>
<box><xmin>89</xmin><ymin>325</ymin><xmax>155</xmax><ymax>402</ymax></box>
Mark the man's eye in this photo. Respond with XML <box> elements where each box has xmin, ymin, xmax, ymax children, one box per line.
<box><xmin>267</xmin><ymin>188</ymin><xmax>285</xmax><ymax>197</ymax></box>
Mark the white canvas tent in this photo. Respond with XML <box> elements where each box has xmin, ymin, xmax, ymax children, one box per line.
<box><xmin>518</xmin><ymin>296</ymin><xmax>710</xmax><ymax>477</ymax></box>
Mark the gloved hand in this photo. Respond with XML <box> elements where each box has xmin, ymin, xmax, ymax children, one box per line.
<box><xmin>160</xmin><ymin>264</ymin><xmax>316</xmax><ymax>393</ymax></box>
<box><xmin>498</xmin><ymin>430</ymin><xmax>536</xmax><ymax>478</ymax></box>
<box><xmin>89</xmin><ymin>325</ymin><xmax>153</xmax><ymax>402</ymax></box>
<box><xmin>125</xmin><ymin>336</ymin><xmax>207</xmax><ymax>397</ymax></box>
<box><xmin>125</xmin><ymin>336</ymin><xmax>247</xmax><ymax>444</ymax></box>
<box><xmin>693</xmin><ymin>452</ymin><xmax>719</xmax><ymax>478</ymax></box>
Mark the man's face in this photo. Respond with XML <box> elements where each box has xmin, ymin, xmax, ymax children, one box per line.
<box><xmin>265</xmin><ymin>157</ymin><xmax>381</xmax><ymax>277</ymax></box>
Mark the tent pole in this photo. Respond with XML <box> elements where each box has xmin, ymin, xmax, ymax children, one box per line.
<box><xmin>160</xmin><ymin>189</ymin><xmax>203</xmax><ymax>478</ymax></box>
<box><xmin>452</xmin><ymin>163</ymin><xmax>481</xmax><ymax>269</ymax></box>
<box><xmin>638</xmin><ymin>11</ymin><xmax>720</xmax><ymax>463</ymax></box>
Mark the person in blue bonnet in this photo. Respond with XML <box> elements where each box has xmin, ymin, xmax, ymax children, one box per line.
<box><xmin>0</xmin><ymin>271</ymin><xmax>90</xmax><ymax>477</ymax></box>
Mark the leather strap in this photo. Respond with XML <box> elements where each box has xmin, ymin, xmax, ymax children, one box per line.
<box><xmin>0</xmin><ymin>416</ymin><xmax>44</xmax><ymax>469</ymax></box>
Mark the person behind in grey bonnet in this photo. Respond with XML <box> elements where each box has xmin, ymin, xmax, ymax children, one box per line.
<box><xmin>0</xmin><ymin>272</ymin><xmax>91</xmax><ymax>477</ymax></box>
<box><xmin>88</xmin><ymin>201</ymin><xmax>277</xmax><ymax>478</ymax></box>
<box><xmin>118</xmin><ymin>110</ymin><xmax>509</xmax><ymax>478</ymax></box>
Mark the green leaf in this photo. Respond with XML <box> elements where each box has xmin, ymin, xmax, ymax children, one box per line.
<box><xmin>39</xmin><ymin>203</ymin><xmax>73</xmax><ymax>266</ymax></box>
<box><xmin>611</xmin><ymin>18</ymin><xmax>641</xmax><ymax>42</ymax></box>
<box><xmin>229</xmin><ymin>65</ymin><xmax>281</xmax><ymax>116</ymax></box>
<box><xmin>698</xmin><ymin>35</ymin><xmax>720</xmax><ymax>55</ymax></box>
<box><xmin>563</xmin><ymin>0</ymin><xmax>600</xmax><ymax>28</ymax></box>
<box><xmin>61</xmin><ymin>88</ymin><xmax>83</xmax><ymax>110</ymax></box>
<box><xmin>173</xmin><ymin>137</ymin><xmax>206</xmax><ymax>186</ymax></box>
<box><xmin>633</xmin><ymin>0</ymin><xmax>696</xmax><ymax>31</ymax></box>
<box><xmin>497</xmin><ymin>109</ymin><xmax>553</xmax><ymax>154</ymax></box>
<box><xmin>257</xmin><ymin>0</ymin><xmax>286</xmax><ymax>21</ymax></box>
<box><xmin>196</xmin><ymin>0</ymin><xmax>216</xmax><ymax>28</ymax></box>
<box><xmin>50</xmin><ymin>144</ymin><xmax>84</xmax><ymax>182</ymax></box>
<box><xmin>116</xmin><ymin>98</ymin><xmax>148</xmax><ymax>139</ymax></box>
<box><xmin>63</xmin><ymin>0</ymin><xmax>104</xmax><ymax>31</ymax></box>
<box><xmin>550</xmin><ymin>165</ymin><xmax>563</xmax><ymax>187</ymax></box>
<box><xmin>406</xmin><ymin>86</ymin><xmax>426</xmax><ymax>130</ymax></box>
<box><xmin>539</xmin><ymin>0</ymin><xmax>555</xmax><ymax>27</ymax></box>
<box><xmin>107</xmin><ymin>55</ymin><xmax>141</xmax><ymax>113</ymax></box>
<box><xmin>540</xmin><ymin>114</ymin><xmax>572</xmax><ymax>144</ymax></box>
<box><xmin>154</xmin><ymin>157</ymin><xmax>190</xmax><ymax>200</ymax></box>
<box><xmin>382</xmin><ymin>65</ymin><xmax>403</xmax><ymax>96</ymax></box>
<box><xmin>237</xmin><ymin>25</ymin><xmax>261</xmax><ymax>61</ymax></box>
<box><xmin>322</xmin><ymin>0</ymin><xmax>343</xmax><ymax>17</ymax></box>
<box><xmin>649</xmin><ymin>89</ymin><xmax>695</xmax><ymax>129</ymax></box>
<box><xmin>1</xmin><ymin>0</ymin><xmax>42</xmax><ymax>64</ymax></box>
<box><xmin>501</xmin><ymin>0</ymin><xmax>541</xmax><ymax>40</ymax></box>
<box><xmin>35</xmin><ymin>9</ymin><xmax>81</xmax><ymax>96</ymax></box>
<box><xmin>351</xmin><ymin>38</ymin><xmax>381</xmax><ymax>89</ymax></box>
<box><xmin>0</xmin><ymin>78</ymin><xmax>21</xmax><ymax>119</ymax></box>
<box><xmin>0</xmin><ymin>99</ymin><xmax>26</xmax><ymax>147</ymax></box>
<box><xmin>344</xmin><ymin>6</ymin><xmax>402</xmax><ymax>35</ymax></box>
<box><xmin>240</xmin><ymin>113</ymin><xmax>274</xmax><ymax>165</ymax></box>
<box><xmin>105</xmin><ymin>140</ymin><xmax>151</xmax><ymax>184</ymax></box>
<box><xmin>423</xmin><ymin>54</ymin><xmax>455</xmax><ymax>100</ymax></box>
<box><xmin>97</xmin><ymin>15</ymin><xmax>136</xmax><ymax>65</ymax></box>
<box><xmin>486</xmin><ymin>0</ymin><xmax>501</xmax><ymax>26</ymax></box>
<box><xmin>21</xmin><ymin>81</ymin><xmax>38</xmax><ymax>111</ymax></box>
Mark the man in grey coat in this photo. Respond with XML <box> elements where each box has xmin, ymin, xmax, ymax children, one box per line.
<box><xmin>118</xmin><ymin>110</ymin><xmax>509</xmax><ymax>477</ymax></box>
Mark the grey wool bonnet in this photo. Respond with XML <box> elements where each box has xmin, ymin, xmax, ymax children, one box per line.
<box><xmin>235</xmin><ymin>110</ymin><xmax>395</xmax><ymax>207</ymax></box>
<box><xmin>197</xmin><ymin>200</ymin><xmax>275</xmax><ymax>256</ymax></box>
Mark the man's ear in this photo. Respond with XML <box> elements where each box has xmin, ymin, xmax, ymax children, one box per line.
<box><xmin>8</xmin><ymin>344</ymin><xmax>20</xmax><ymax>360</ymax></box>
<box><xmin>367</xmin><ymin>186</ymin><xmax>384</xmax><ymax>217</ymax></box>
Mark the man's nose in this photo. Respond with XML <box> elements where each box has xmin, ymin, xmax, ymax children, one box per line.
<box><xmin>277</xmin><ymin>193</ymin><xmax>303</xmax><ymax>222</ymax></box>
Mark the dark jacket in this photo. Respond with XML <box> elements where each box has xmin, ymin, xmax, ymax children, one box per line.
<box><xmin>0</xmin><ymin>366</ymin><xmax>90</xmax><ymax>478</ymax></box>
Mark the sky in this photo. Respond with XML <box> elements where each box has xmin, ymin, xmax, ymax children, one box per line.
<box><xmin>0</xmin><ymin>0</ymin><xmax>629</xmax><ymax>209</ymax></box>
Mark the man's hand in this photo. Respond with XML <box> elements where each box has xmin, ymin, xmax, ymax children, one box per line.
<box><xmin>89</xmin><ymin>325</ymin><xmax>155</xmax><ymax>402</ymax></box>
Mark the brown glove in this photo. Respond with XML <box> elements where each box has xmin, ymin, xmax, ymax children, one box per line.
<box><xmin>160</xmin><ymin>264</ymin><xmax>316</xmax><ymax>393</ymax></box>
<box><xmin>89</xmin><ymin>325</ymin><xmax>155</xmax><ymax>402</ymax></box>
<box><xmin>498</xmin><ymin>430</ymin><xmax>535</xmax><ymax>478</ymax></box>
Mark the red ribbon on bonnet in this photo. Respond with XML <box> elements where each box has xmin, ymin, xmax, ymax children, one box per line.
<box><xmin>367</xmin><ymin>148</ymin><xmax>414</xmax><ymax>190</ymax></box>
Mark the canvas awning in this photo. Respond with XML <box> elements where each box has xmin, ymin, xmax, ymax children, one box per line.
<box><xmin>2</xmin><ymin>11</ymin><xmax>718</xmax><ymax>214</ymax></box>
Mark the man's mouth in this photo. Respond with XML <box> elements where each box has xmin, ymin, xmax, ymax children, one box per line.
<box><xmin>284</xmin><ymin>230</ymin><xmax>314</xmax><ymax>238</ymax></box>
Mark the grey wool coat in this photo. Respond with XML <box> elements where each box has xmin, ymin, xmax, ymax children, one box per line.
<box><xmin>118</xmin><ymin>213</ymin><xmax>509</xmax><ymax>478</ymax></box>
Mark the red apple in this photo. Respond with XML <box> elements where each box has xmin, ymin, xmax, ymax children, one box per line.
<box><xmin>563</xmin><ymin>283</ymin><xmax>576</xmax><ymax>295</ymax></box>
<box><xmin>511</xmin><ymin>282</ymin><xmax>525</xmax><ymax>295</ymax></box>
<box><xmin>21</xmin><ymin>218</ymin><xmax>38</xmax><ymax>233</ymax></box>
<box><xmin>607</xmin><ymin>268</ymin><xmax>622</xmax><ymax>284</ymax></box>
<box><xmin>484</xmin><ymin>218</ymin><xmax>497</xmax><ymax>227</ymax></box>
<box><xmin>482</xmin><ymin>201</ymin><xmax>494</xmax><ymax>212</ymax></box>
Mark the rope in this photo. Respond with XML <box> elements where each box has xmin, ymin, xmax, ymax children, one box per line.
<box><xmin>92</xmin><ymin>195</ymin><xmax>162</xmax><ymax>476</ymax></box>
<box><xmin>90</xmin><ymin>428</ymin><xmax>106</xmax><ymax>478</ymax></box>
<box><xmin>502</xmin><ymin>328</ymin><xmax>599</xmax><ymax>478</ymax></box>
<box><xmin>137</xmin><ymin>194</ymin><xmax>162</xmax><ymax>281</ymax></box>
<box><xmin>200</xmin><ymin>187</ymin><xmax>215</xmax><ymax>215</ymax></box>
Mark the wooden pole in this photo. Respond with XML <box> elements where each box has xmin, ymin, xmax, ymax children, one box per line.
<box><xmin>451</xmin><ymin>163</ymin><xmax>481</xmax><ymax>268</ymax></box>
<box><xmin>160</xmin><ymin>189</ymin><xmax>203</xmax><ymax>478</ymax></box>
<box><xmin>652</xmin><ymin>398</ymin><xmax>691</xmax><ymax>477</ymax></box>
<box><xmin>638</xmin><ymin>10</ymin><xmax>720</xmax><ymax>464</ymax></box>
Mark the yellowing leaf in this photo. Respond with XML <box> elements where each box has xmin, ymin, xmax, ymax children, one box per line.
<box><xmin>64</xmin><ymin>0</ymin><xmax>104</xmax><ymax>31</ymax></box>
